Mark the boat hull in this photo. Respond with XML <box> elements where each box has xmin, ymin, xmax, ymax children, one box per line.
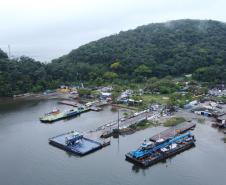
<box><xmin>125</xmin><ymin>141</ymin><xmax>195</xmax><ymax>167</ymax></box>
<box><xmin>40</xmin><ymin>111</ymin><xmax>80</xmax><ymax>123</ymax></box>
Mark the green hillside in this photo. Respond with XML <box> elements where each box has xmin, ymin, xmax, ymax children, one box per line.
<box><xmin>1</xmin><ymin>19</ymin><xmax>226</xmax><ymax>96</ymax></box>
<box><xmin>0</xmin><ymin>50</ymin><xmax>53</xmax><ymax>96</ymax></box>
<box><xmin>49</xmin><ymin>19</ymin><xmax>226</xmax><ymax>82</ymax></box>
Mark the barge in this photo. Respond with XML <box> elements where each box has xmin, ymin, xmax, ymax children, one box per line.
<box><xmin>40</xmin><ymin>107</ymin><xmax>88</xmax><ymax>123</ymax></box>
<box><xmin>49</xmin><ymin>131</ymin><xmax>110</xmax><ymax>155</ymax></box>
<box><xmin>149</xmin><ymin>122</ymin><xmax>196</xmax><ymax>142</ymax></box>
<box><xmin>126</xmin><ymin>131</ymin><xmax>196</xmax><ymax>167</ymax></box>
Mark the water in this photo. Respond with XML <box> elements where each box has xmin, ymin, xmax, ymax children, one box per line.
<box><xmin>0</xmin><ymin>99</ymin><xmax>226</xmax><ymax>185</ymax></box>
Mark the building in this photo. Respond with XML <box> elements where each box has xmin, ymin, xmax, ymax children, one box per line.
<box><xmin>216</xmin><ymin>114</ymin><xmax>226</xmax><ymax>127</ymax></box>
<box><xmin>100</xmin><ymin>92</ymin><xmax>112</xmax><ymax>100</ymax></box>
<box><xmin>192</xmin><ymin>107</ymin><xmax>213</xmax><ymax>117</ymax></box>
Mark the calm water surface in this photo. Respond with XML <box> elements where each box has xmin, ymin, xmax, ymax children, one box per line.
<box><xmin>0</xmin><ymin>99</ymin><xmax>226</xmax><ymax>185</ymax></box>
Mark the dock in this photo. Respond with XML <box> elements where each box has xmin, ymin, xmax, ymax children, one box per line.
<box><xmin>48</xmin><ymin>110</ymin><xmax>151</xmax><ymax>155</ymax></box>
<box><xmin>96</xmin><ymin>110</ymin><xmax>153</xmax><ymax>138</ymax></box>
<box><xmin>90</xmin><ymin>106</ymin><xmax>102</xmax><ymax>111</ymax></box>
<box><xmin>49</xmin><ymin>131</ymin><xmax>110</xmax><ymax>156</ymax></box>
<box><xmin>58</xmin><ymin>100</ymin><xmax>78</xmax><ymax>107</ymax></box>
<box><xmin>58</xmin><ymin>100</ymin><xmax>107</xmax><ymax>112</ymax></box>
<box><xmin>94</xmin><ymin>100</ymin><xmax>109</xmax><ymax>107</ymax></box>
<box><xmin>149</xmin><ymin>122</ymin><xmax>196</xmax><ymax>142</ymax></box>
<box><xmin>48</xmin><ymin>110</ymin><xmax>195</xmax><ymax>157</ymax></box>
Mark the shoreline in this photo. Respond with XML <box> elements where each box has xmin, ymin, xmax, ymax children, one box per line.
<box><xmin>0</xmin><ymin>92</ymin><xmax>73</xmax><ymax>102</ymax></box>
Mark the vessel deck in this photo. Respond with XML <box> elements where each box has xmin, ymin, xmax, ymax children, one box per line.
<box><xmin>49</xmin><ymin>132</ymin><xmax>104</xmax><ymax>155</ymax></box>
<box><xmin>126</xmin><ymin>141</ymin><xmax>195</xmax><ymax>167</ymax></box>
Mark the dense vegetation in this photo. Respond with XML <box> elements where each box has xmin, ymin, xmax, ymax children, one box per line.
<box><xmin>49</xmin><ymin>19</ymin><xmax>226</xmax><ymax>83</ymax></box>
<box><xmin>163</xmin><ymin>117</ymin><xmax>186</xmax><ymax>127</ymax></box>
<box><xmin>0</xmin><ymin>50</ymin><xmax>55</xmax><ymax>96</ymax></box>
<box><xmin>1</xmin><ymin>19</ymin><xmax>226</xmax><ymax>96</ymax></box>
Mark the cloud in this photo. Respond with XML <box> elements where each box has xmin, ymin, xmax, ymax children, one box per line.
<box><xmin>0</xmin><ymin>0</ymin><xmax>225</xmax><ymax>61</ymax></box>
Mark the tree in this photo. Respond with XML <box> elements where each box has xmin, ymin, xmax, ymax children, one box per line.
<box><xmin>193</xmin><ymin>66</ymin><xmax>225</xmax><ymax>82</ymax></box>
<box><xmin>103</xmin><ymin>71</ymin><xmax>118</xmax><ymax>80</ymax></box>
<box><xmin>134</xmin><ymin>65</ymin><xmax>152</xmax><ymax>76</ymax></box>
<box><xmin>110</xmin><ymin>60</ymin><xmax>121</xmax><ymax>71</ymax></box>
<box><xmin>2</xmin><ymin>19</ymin><xmax>226</xmax><ymax>96</ymax></box>
<box><xmin>0</xmin><ymin>49</ymin><xmax>8</xmax><ymax>59</ymax></box>
<box><xmin>77</xmin><ymin>88</ymin><xmax>92</xmax><ymax>97</ymax></box>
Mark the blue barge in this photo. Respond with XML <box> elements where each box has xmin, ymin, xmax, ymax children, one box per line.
<box><xmin>49</xmin><ymin>131</ymin><xmax>110</xmax><ymax>155</ymax></box>
<box><xmin>126</xmin><ymin>131</ymin><xmax>196</xmax><ymax>167</ymax></box>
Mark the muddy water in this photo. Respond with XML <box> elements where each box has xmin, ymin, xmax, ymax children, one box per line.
<box><xmin>0</xmin><ymin>99</ymin><xmax>226</xmax><ymax>185</ymax></box>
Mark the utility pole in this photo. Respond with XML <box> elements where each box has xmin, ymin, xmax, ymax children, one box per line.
<box><xmin>113</xmin><ymin>107</ymin><xmax>120</xmax><ymax>138</ymax></box>
<box><xmin>117</xmin><ymin>108</ymin><xmax>120</xmax><ymax>152</ymax></box>
<box><xmin>118</xmin><ymin>109</ymin><xmax>120</xmax><ymax>130</ymax></box>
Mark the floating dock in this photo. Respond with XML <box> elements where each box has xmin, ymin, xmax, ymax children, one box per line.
<box><xmin>49</xmin><ymin>131</ymin><xmax>110</xmax><ymax>155</ymax></box>
<box><xmin>149</xmin><ymin>122</ymin><xmax>196</xmax><ymax>142</ymax></box>
<box><xmin>126</xmin><ymin>131</ymin><xmax>196</xmax><ymax>167</ymax></box>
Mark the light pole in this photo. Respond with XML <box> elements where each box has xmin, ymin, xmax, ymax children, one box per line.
<box><xmin>118</xmin><ymin>108</ymin><xmax>120</xmax><ymax>131</ymax></box>
<box><xmin>113</xmin><ymin>107</ymin><xmax>120</xmax><ymax>137</ymax></box>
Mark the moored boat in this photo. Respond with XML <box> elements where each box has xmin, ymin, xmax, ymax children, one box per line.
<box><xmin>40</xmin><ymin>108</ymin><xmax>79</xmax><ymax>123</ymax></box>
<box><xmin>125</xmin><ymin>131</ymin><xmax>196</xmax><ymax>167</ymax></box>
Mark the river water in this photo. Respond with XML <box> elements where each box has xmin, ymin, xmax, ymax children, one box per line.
<box><xmin>0</xmin><ymin>99</ymin><xmax>226</xmax><ymax>185</ymax></box>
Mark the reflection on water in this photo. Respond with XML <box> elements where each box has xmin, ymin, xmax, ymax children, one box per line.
<box><xmin>0</xmin><ymin>99</ymin><xmax>226</xmax><ymax>185</ymax></box>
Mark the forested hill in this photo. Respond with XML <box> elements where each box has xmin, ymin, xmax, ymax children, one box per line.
<box><xmin>0</xmin><ymin>49</ymin><xmax>53</xmax><ymax>96</ymax></box>
<box><xmin>49</xmin><ymin>19</ymin><xmax>226</xmax><ymax>82</ymax></box>
<box><xmin>1</xmin><ymin>19</ymin><xmax>226</xmax><ymax>96</ymax></box>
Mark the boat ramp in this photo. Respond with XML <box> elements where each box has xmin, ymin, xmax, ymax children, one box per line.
<box><xmin>58</xmin><ymin>100</ymin><xmax>78</xmax><ymax>107</ymax></box>
<box><xmin>149</xmin><ymin>122</ymin><xmax>196</xmax><ymax>142</ymax></box>
<box><xmin>58</xmin><ymin>100</ymin><xmax>108</xmax><ymax>112</ymax></box>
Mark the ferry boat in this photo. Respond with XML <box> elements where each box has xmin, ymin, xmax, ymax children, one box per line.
<box><xmin>40</xmin><ymin>108</ymin><xmax>80</xmax><ymax>123</ymax></box>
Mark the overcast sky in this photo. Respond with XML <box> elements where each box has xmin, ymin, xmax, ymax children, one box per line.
<box><xmin>0</xmin><ymin>0</ymin><xmax>225</xmax><ymax>62</ymax></box>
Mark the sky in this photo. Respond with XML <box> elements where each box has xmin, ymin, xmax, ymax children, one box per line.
<box><xmin>0</xmin><ymin>0</ymin><xmax>226</xmax><ymax>62</ymax></box>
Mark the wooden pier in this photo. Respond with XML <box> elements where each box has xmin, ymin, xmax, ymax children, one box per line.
<box><xmin>58</xmin><ymin>100</ymin><xmax>78</xmax><ymax>107</ymax></box>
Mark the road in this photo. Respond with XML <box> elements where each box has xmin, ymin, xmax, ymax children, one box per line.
<box><xmin>96</xmin><ymin>111</ymin><xmax>153</xmax><ymax>132</ymax></box>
